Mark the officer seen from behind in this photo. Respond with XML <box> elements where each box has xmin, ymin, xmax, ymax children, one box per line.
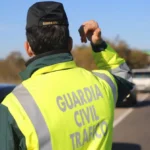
<box><xmin>0</xmin><ymin>1</ymin><xmax>133</xmax><ymax>150</ymax></box>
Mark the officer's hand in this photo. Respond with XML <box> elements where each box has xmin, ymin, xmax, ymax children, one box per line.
<box><xmin>79</xmin><ymin>20</ymin><xmax>102</xmax><ymax>45</ymax></box>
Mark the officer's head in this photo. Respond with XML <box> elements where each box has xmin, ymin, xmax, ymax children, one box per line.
<box><xmin>25</xmin><ymin>1</ymin><xmax>72</xmax><ymax>57</ymax></box>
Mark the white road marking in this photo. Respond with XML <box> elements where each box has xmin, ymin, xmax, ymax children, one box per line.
<box><xmin>113</xmin><ymin>93</ymin><xmax>149</xmax><ymax>128</ymax></box>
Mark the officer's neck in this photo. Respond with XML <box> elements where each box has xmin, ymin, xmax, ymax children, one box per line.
<box><xmin>26</xmin><ymin>50</ymin><xmax>71</xmax><ymax>67</ymax></box>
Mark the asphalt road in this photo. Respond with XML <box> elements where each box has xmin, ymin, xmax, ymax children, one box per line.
<box><xmin>112</xmin><ymin>93</ymin><xmax>150</xmax><ymax>150</ymax></box>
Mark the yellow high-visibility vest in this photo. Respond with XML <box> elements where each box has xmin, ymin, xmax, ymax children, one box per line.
<box><xmin>2</xmin><ymin>43</ymin><xmax>130</xmax><ymax>150</ymax></box>
<box><xmin>3</xmin><ymin>61</ymin><xmax>117</xmax><ymax>150</ymax></box>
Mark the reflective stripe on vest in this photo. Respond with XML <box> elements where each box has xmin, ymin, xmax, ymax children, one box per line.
<box><xmin>13</xmin><ymin>84</ymin><xmax>52</xmax><ymax>150</ymax></box>
<box><xmin>110</xmin><ymin>62</ymin><xmax>132</xmax><ymax>82</ymax></box>
<box><xmin>93</xmin><ymin>72</ymin><xmax>117</xmax><ymax>104</ymax></box>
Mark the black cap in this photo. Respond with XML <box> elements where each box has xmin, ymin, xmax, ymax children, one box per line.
<box><xmin>26</xmin><ymin>1</ymin><xmax>69</xmax><ymax>29</ymax></box>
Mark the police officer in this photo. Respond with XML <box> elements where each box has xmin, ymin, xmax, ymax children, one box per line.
<box><xmin>0</xmin><ymin>1</ymin><xmax>133</xmax><ymax>150</ymax></box>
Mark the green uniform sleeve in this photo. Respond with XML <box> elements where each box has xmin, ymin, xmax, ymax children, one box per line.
<box><xmin>91</xmin><ymin>41</ymin><xmax>134</xmax><ymax>102</ymax></box>
<box><xmin>0</xmin><ymin>103</ymin><xmax>27</xmax><ymax>150</ymax></box>
<box><xmin>0</xmin><ymin>104</ymin><xmax>17</xmax><ymax>150</ymax></box>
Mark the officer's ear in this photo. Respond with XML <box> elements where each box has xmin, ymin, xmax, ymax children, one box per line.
<box><xmin>24</xmin><ymin>41</ymin><xmax>35</xmax><ymax>57</ymax></box>
<box><xmin>68</xmin><ymin>37</ymin><xmax>73</xmax><ymax>52</ymax></box>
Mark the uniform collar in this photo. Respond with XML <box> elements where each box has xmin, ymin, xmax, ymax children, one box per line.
<box><xmin>20</xmin><ymin>51</ymin><xmax>75</xmax><ymax>81</ymax></box>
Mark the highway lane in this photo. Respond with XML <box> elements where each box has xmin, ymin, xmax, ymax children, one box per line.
<box><xmin>113</xmin><ymin>93</ymin><xmax>150</xmax><ymax>150</ymax></box>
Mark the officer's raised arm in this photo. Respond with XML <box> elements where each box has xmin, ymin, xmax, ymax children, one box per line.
<box><xmin>79</xmin><ymin>20</ymin><xmax>134</xmax><ymax>103</ymax></box>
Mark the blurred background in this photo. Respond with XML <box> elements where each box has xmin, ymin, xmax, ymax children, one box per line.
<box><xmin>0</xmin><ymin>0</ymin><xmax>149</xmax><ymax>150</ymax></box>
